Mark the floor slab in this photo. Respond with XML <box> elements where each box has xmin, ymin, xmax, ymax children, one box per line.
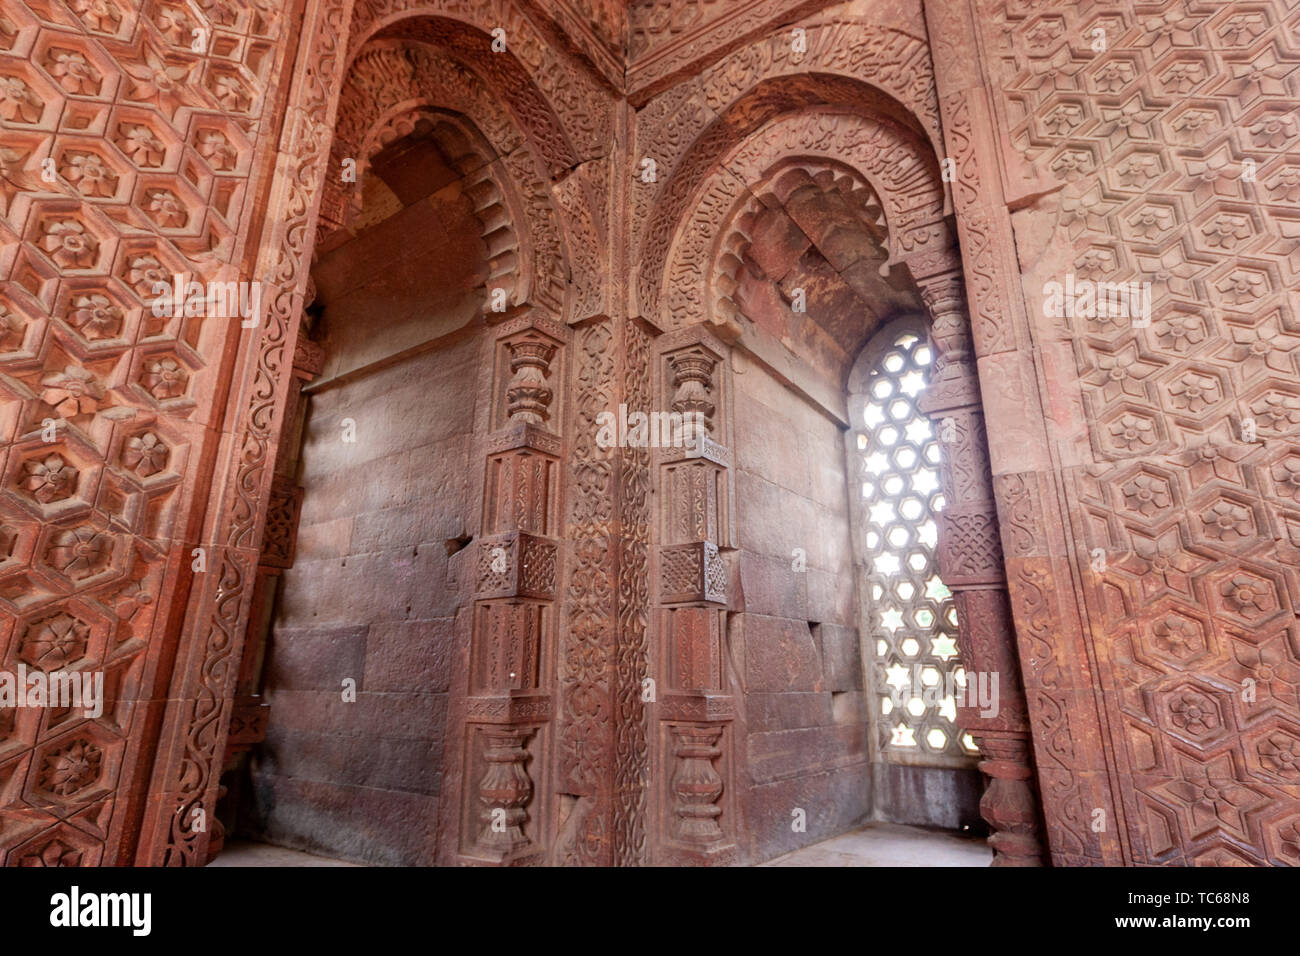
<box><xmin>760</xmin><ymin>822</ymin><xmax>992</xmax><ymax>867</ymax></box>
<box><xmin>209</xmin><ymin>822</ymin><xmax>991</xmax><ymax>867</ymax></box>
<box><xmin>207</xmin><ymin>840</ymin><xmax>362</xmax><ymax>867</ymax></box>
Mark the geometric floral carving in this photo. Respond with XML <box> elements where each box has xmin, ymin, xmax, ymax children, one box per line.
<box><xmin>16</xmin><ymin>453</ymin><xmax>78</xmax><ymax>505</ymax></box>
<box><xmin>208</xmin><ymin>72</ymin><xmax>252</xmax><ymax>114</ymax></box>
<box><xmin>1155</xmin><ymin>752</ymin><xmax>1268</xmax><ymax>841</ymax></box>
<box><xmin>1252</xmin><ymin>728</ymin><xmax>1300</xmax><ymax>782</ymax></box>
<box><xmin>68</xmin><ymin>0</ymin><xmax>122</xmax><ymax>35</ymax></box>
<box><xmin>1159</xmin><ymin>684</ymin><xmax>1227</xmax><ymax>746</ymax></box>
<box><xmin>44</xmin><ymin>47</ymin><xmax>102</xmax><ymax>95</ymax></box>
<box><xmin>42</xmin><ymin>525</ymin><xmax>113</xmax><ymax>580</ymax></box>
<box><xmin>40</xmin><ymin>219</ymin><xmax>98</xmax><ymax>271</ymax></box>
<box><xmin>1198</xmin><ymin>497</ymin><xmax>1257</xmax><ymax>544</ymax></box>
<box><xmin>195</xmin><ymin>129</ymin><xmax>236</xmax><ymax>171</ymax></box>
<box><xmin>114</xmin><ymin>122</ymin><xmax>166</xmax><ymax>168</ymax></box>
<box><xmin>67</xmin><ymin>292</ymin><xmax>125</xmax><ymax>341</ymax></box>
<box><xmin>38</xmin><ymin>737</ymin><xmax>103</xmax><ymax>798</ymax></box>
<box><xmin>122</xmin><ymin>48</ymin><xmax>192</xmax><ymax>116</ymax></box>
<box><xmin>15</xmin><ymin>838</ymin><xmax>84</xmax><ymax>867</ymax></box>
<box><xmin>1132</xmin><ymin>604</ymin><xmax>1212</xmax><ymax>669</ymax></box>
<box><xmin>989</xmin><ymin>0</ymin><xmax>1300</xmax><ymax>865</ymax></box>
<box><xmin>40</xmin><ymin>366</ymin><xmax>105</xmax><ymax>418</ymax></box>
<box><xmin>139</xmin><ymin>356</ymin><xmax>189</xmax><ymax>401</ymax></box>
<box><xmin>121</xmin><ymin>432</ymin><xmax>168</xmax><ymax>477</ymax></box>
<box><xmin>17</xmin><ymin>611</ymin><xmax>90</xmax><ymax>671</ymax></box>
<box><xmin>1247</xmin><ymin>389</ymin><xmax>1300</xmax><ymax>435</ymax></box>
<box><xmin>60</xmin><ymin>152</ymin><xmax>117</xmax><ymax>198</ymax></box>
<box><xmin>0</xmin><ymin>74</ymin><xmax>44</xmax><ymax>124</ymax></box>
<box><xmin>1219</xmin><ymin>629</ymin><xmax>1300</xmax><ymax>716</ymax></box>
<box><xmin>0</xmin><ymin>0</ymin><xmax>286</xmax><ymax>870</ymax></box>
<box><xmin>141</xmin><ymin>188</ymin><xmax>188</xmax><ymax>230</ymax></box>
<box><xmin>121</xmin><ymin>254</ymin><xmax>172</xmax><ymax>299</ymax></box>
<box><xmin>1210</xmin><ymin>568</ymin><xmax>1283</xmax><ymax>625</ymax></box>
<box><xmin>1265</xmin><ymin>813</ymin><xmax>1300</xmax><ymax>865</ymax></box>
<box><xmin>0</xmin><ymin>303</ymin><xmax>28</xmax><ymax>351</ymax></box>
<box><xmin>1100</xmin><ymin>408</ymin><xmax>1160</xmax><ymax>456</ymax></box>
<box><xmin>1118</xmin><ymin>469</ymin><xmax>1173</xmax><ymax>517</ymax></box>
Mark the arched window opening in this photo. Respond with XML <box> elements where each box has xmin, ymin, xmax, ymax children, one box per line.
<box><xmin>848</xmin><ymin>318</ymin><xmax>979</xmax><ymax>767</ymax></box>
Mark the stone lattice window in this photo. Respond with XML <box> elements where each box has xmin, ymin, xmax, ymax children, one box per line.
<box><xmin>848</xmin><ymin>320</ymin><xmax>978</xmax><ymax>767</ymax></box>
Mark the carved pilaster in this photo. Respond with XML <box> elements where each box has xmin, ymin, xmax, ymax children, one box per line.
<box><xmin>910</xmin><ymin>262</ymin><xmax>1047</xmax><ymax>867</ymax></box>
<box><xmin>976</xmin><ymin>732</ymin><xmax>1048</xmax><ymax>866</ymax></box>
<box><xmin>652</xmin><ymin>328</ymin><xmax>737</xmax><ymax>865</ymax></box>
<box><xmin>916</xmin><ymin>270</ymin><xmax>975</xmax><ymax>383</ymax></box>
<box><xmin>459</xmin><ymin>311</ymin><xmax>568</xmax><ymax>864</ymax></box>
<box><xmin>668</xmin><ymin>349</ymin><xmax>717</xmax><ymax>444</ymax></box>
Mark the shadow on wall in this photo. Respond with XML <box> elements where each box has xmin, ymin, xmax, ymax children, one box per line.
<box><xmin>231</xmin><ymin>122</ymin><xmax>493</xmax><ymax>867</ymax></box>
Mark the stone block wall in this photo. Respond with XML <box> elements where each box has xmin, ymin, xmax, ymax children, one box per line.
<box><xmin>241</xmin><ymin>336</ymin><xmax>479</xmax><ymax>865</ymax></box>
<box><xmin>6</xmin><ymin>0</ymin><xmax>1296</xmax><ymax>868</ymax></box>
<box><xmin>728</xmin><ymin>353</ymin><xmax>870</xmax><ymax>861</ymax></box>
<box><xmin>237</xmin><ymin>192</ymin><xmax>487</xmax><ymax>864</ymax></box>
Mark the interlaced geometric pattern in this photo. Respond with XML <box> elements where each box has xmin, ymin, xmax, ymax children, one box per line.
<box><xmin>852</xmin><ymin>326</ymin><xmax>978</xmax><ymax>765</ymax></box>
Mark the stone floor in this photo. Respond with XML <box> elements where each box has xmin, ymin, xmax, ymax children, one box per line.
<box><xmin>760</xmin><ymin>822</ymin><xmax>992</xmax><ymax>867</ymax></box>
<box><xmin>207</xmin><ymin>840</ymin><xmax>362</xmax><ymax>867</ymax></box>
<box><xmin>209</xmin><ymin>822</ymin><xmax>990</xmax><ymax>867</ymax></box>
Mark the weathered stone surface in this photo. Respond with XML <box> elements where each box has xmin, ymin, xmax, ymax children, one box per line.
<box><xmin>2</xmin><ymin>0</ymin><xmax>1287</xmax><ymax>870</ymax></box>
<box><xmin>736</xmin><ymin>614</ymin><xmax>825</xmax><ymax>693</ymax></box>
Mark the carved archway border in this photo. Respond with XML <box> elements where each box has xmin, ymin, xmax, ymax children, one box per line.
<box><xmin>324</xmin><ymin>37</ymin><xmax>570</xmax><ymax>314</ymax></box>
<box><xmin>633</xmin><ymin>16</ymin><xmax>945</xmax><ymax>177</ymax></box>
<box><xmin>711</xmin><ymin>159</ymin><xmax>890</xmax><ymax>331</ymax></box>
<box><xmin>642</xmin><ymin>66</ymin><xmax>1049</xmax><ymax>859</ymax></box>
<box><xmin>631</xmin><ymin>15</ymin><xmax>950</xmax><ymax>311</ymax></box>
<box><xmin>658</xmin><ymin>111</ymin><xmax>944</xmax><ymax>332</ymax></box>
<box><xmin>346</xmin><ymin>0</ymin><xmax>613</xmax><ymax>167</ymax></box>
<box><xmin>138</xmin><ymin>0</ymin><xmax>597</xmax><ymax>865</ymax></box>
<box><xmin>636</xmin><ymin>83</ymin><xmax>943</xmax><ymax>325</ymax></box>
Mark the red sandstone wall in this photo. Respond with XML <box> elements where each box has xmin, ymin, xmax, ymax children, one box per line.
<box><xmin>7</xmin><ymin>0</ymin><xmax>1297</xmax><ymax>868</ymax></box>
<box><xmin>924</xmin><ymin>0</ymin><xmax>1300</xmax><ymax>866</ymax></box>
<box><xmin>728</xmin><ymin>354</ymin><xmax>870</xmax><ymax>861</ymax></box>
<box><xmin>238</xmin><ymin>194</ymin><xmax>487</xmax><ymax>864</ymax></box>
<box><xmin>0</xmin><ymin>0</ymin><xmax>303</xmax><ymax>866</ymax></box>
<box><xmin>243</xmin><ymin>335</ymin><xmax>478</xmax><ymax>864</ymax></box>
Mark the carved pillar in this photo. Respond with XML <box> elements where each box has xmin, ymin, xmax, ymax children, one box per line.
<box><xmin>460</xmin><ymin>312</ymin><xmax>567</xmax><ymax>864</ymax></box>
<box><xmin>652</xmin><ymin>329</ymin><xmax>737</xmax><ymax>865</ymax></box>
<box><xmin>911</xmin><ymin>260</ymin><xmax>1048</xmax><ymax>866</ymax></box>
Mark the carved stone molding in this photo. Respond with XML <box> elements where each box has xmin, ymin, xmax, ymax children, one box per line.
<box><xmin>476</xmin><ymin>532</ymin><xmax>559</xmax><ymax>600</ymax></box>
<box><xmin>668</xmin><ymin>723</ymin><xmax>725</xmax><ymax>844</ymax></box>
<box><xmin>476</xmin><ymin>726</ymin><xmax>535</xmax><ymax>858</ymax></box>
<box><xmin>465</xmin><ymin>694</ymin><xmax>553</xmax><ymax>723</ymax></box>
<box><xmin>646</xmin><ymin>113</ymin><xmax>947</xmax><ymax>330</ymax></box>
<box><xmin>659</xmin><ymin>541</ymin><xmax>726</xmax><ymax>605</ymax></box>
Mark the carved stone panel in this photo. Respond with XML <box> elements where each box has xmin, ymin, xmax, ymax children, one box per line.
<box><xmin>659</xmin><ymin>541</ymin><xmax>726</xmax><ymax>606</ymax></box>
